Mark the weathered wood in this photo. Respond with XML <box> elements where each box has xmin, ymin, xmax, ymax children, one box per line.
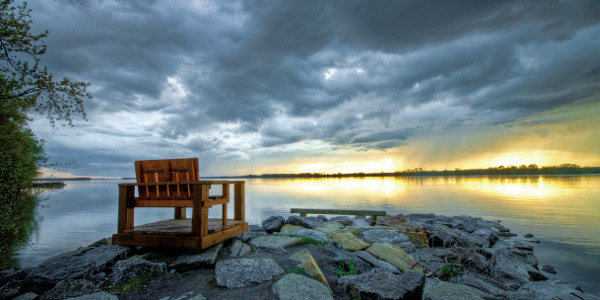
<box><xmin>201</xmin><ymin>197</ymin><xmax>229</xmax><ymax>207</ymax></box>
<box><xmin>290</xmin><ymin>208</ymin><xmax>386</xmax><ymax>216</ymax></box>
<box><xmin>123</xmin><ymin>218</ymin><xmax>243</xmax><ymax>236</ymax></box>
<box><xmin>112</xmin><ymin>234</ymin><xmax>201</xmax><ymax>249</ymax></box>
<box><xmin>201</xmin><ymin>222</ymin><xmax>248</xmax><ymax>249</ymax></box>
<box><xmin>136</xmin><ymin>200</ymin><xmax>193</xmax><ymax>207</ymax></box>
<box><xmin>174</xmin><ymin>207</ymin><xmax>186</xmax><ymax>219</ymax></box>
<box><xmin>222</xmin><ymin>204</ymin><xmax>227</xmax><ymax>226</ymax></box>
<box><xmin>234</xmin><ymin>182</ymin><xmax>245</xmax><ymax>221</ymax></box>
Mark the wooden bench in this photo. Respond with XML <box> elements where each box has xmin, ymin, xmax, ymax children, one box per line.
<box><xmin>290</xmin><ymin>208</ymin><xmax>386</xmax><ymax>225</ymax></box>
<box><xmin>112</xmin><ymin>158</ymin><xmax>248</xmax><ymax>249</ymax></box>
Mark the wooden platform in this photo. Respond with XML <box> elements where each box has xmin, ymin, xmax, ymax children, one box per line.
<box><xmin>124</xmin><ymin>218</ymin><xmax>244</xmax><ymax>237</ymax></box>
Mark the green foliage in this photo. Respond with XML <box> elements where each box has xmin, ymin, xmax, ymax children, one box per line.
<box><xmin>439</xmin><ymin>261</ymin><xmax>462</xmax><ymax>281</ymax></box>
<box><xmin>109</xmin><ymin>275</ymin><xmax>153</xmax><ymax>294</ymax></box>
<box><xmin>293</xmin><ymin>236</ymin><xmax>327</xmax><ymax>246</ymax></box>
<box><xmin>335</xmin><ymin>257</ymin><xmax>358</xmax><ymax>276</ymax></box>
<box><xmin>285</xmin><ymin>266</ymin><xmax>307</xmax><ymax>276</ymax></box>
<box><xmin>0</xmin><ymin>0</ymin><xmax>91</xmax><ymax>268</ymax></box>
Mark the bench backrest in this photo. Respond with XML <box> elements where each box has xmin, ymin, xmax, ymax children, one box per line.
<box><xmin>135</xmin><ymin>158</ymin><xmax>199</xmax><ymax>200</ymax></box>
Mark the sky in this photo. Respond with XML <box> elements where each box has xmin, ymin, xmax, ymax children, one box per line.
<box><xmin>23</xmin><ymin>0</ymin><xmax>600</xmax><ymax>178</ymax></box>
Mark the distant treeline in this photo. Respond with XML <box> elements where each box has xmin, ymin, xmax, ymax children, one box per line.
<box><xmin>219</xmin><ymin>164</ymin><xmax>600</xmax><ymax>179</ymax></box>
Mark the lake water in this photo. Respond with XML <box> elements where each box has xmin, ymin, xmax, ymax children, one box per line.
<box><xmin>17</xmin><ymin>176</ymin><xmax>600</xmax><ymax>294</ymax></box>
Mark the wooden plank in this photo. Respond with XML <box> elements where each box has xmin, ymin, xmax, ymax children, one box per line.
<box><xmin>112</xmin><ymin>234</ymin><xmax>201</xmax><ymax>249</ymax></box>
<box><xmin>123</xmin><ymin>218</ymin><xmax>243</xmax><ymax>236</ymax></box>
<box><xmin>119</xmin><ymin>180</ymin><xmax>239</xmax><ymax>186</ymax></box>
<box><xmin>191</xmin><ymin>184</ymin><xmax>202</xmax><ymax>236</ymax></box>
<box><xmin>201</xmin><ymin>197</ymin><xmax>228</xmax><ymax>207</ymax></box>
<box><xmin>174</xmin><ymin>207</ymin><xmax>186</xmax><ymax>219</ymax></box>
<box><xmin>290</xmin><ymin>208</ymin><xmax>387</xmax><ymax>216</ymax></box>
<box><xmin>135</xmin><ymin>200</ymin><xmax>193</xmax><ymax>207</ymax></box>
<box><xmin>222</xmin><ymin>203</ymin><xmax>227</xmax><ymax>226</ymax></box>
<box><xmin>201</xmin><ymin>222</ymin><xmax>248</xmax><ymax>249</ymax></box>
<box><xmin>117</xmin><ymin>186</ymin><xmax>128</xmax><ymax>233</ymax></box>
<box><xmin>234</xmin><ymin>182</ymin><xmax>245</xmax><ymax>221</ymax></box>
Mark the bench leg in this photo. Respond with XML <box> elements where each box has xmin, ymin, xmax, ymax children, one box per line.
<box><xmin>300</xmin><ymin>213</ymin><xmax>307</xmax><ymax>217</ymax></box>
<box><xmin>118</xmin><ymin>186</ymin><xmax>135</xmax><ymax>233</ymax></box>
<box><xmin>174</xmin><ymin>207</ymin><xmax>186</xmax><ymax>219</ymax></box>
<box><xmin>371</xmin><ymin>215</ymin><xmax>378</xmax><ymax>226</ymax></box>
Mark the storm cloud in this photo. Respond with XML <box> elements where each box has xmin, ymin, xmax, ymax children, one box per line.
<box><xmin>24</xmin><ymin>0</ymin><xmax>600</xmax><ymax>176</ymax></box>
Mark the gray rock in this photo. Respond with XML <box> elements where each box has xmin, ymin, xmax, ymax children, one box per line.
<box><xmin>111</xmin><ymin>257</ymin><xmax>167</xmax><ymax>286</ymax></box>
<box><xmin>25</xmin><ymin>245</ymin><xmax>130</xmax><ymax>293</ymax></box>
<box><xmin>523</xmin><ymin>233</ymin><xmax>534</xmax><ymax>238</ymax></box>
<box><xmin>356</xmin><ymin>251</ymin><xmax>400</xmax><ymax>274</ymax></box>
<box><xmin>515</xmin><ymin>281</ymin><xmax>594</xmax><ymax>299</ymax></box>
<box><xmin>361</xmin><ymin>229</ymin><xmax>411</xmax><ymax>245</ymax></box>
<box><xmin>0</xmin><ymin>268</ymin><xmax>30</xmax><ymax>287</ymax></box>
<box><xmin>452</xmin><ymin>216</ymin><xmax>479</xmax><ymax>233</ymax></box>
<box><xmin>239</xmin><ymin>231</ymin><xmax>268</xmax><ymax>243</ymax></box>
<box><xmin>0</xmin><ymin>279</ymin><xmax>22</xmax><ymax>299</ymax></box>
<box><xmin>315</xmin><ymin>215</ymin><xmax>329</xmax><ymax>222</ymax></box>
<box><xmin>248</xmin><ymin>225</ymin><xmax>265</xmax><ymax>232</ymax></box>
<box><xmin>324</xmin><ymin>246</ymin><xmax>371</xmax><ymax>274</ymax></box>
<box><xmin>188</xmin><ymin>294</ymin><xmax>207</xmax><ymax>300</ymax></box>
<box><xmin>424</xmin><ymin>281</ymin><xmax>483</xmax><ymax>300</ymax></box>
<box><xmin>351</xmin><ymin>217</ymin><xmax>371</xmax><ymax>228</ymax></box>
<box><xmin>450</xmin><ymin>272</ymin><xmax>512</xmax><ymax>298</ymax></box>
<box><xmin>428</xmin><ymin>228</ymin><xmax>456</xmax><ymax>248</ymax></box>
<box><xmin>249</xmin><ymin>236</ymin><xmax>301</xmax><ymax>249</ymax></box>
<box><xmin>490</xmin><ymin>249</ymin><xmax>547</xmax><ymax>290</ymax></box>
<box><xmin>289</xmin><ymin>229</ymin><xmax>330</xmax><ymax>243</ymax></box>
<box><xmin>171</xmin><ymin>243</ymin><xmax>223</xmax><ymax>271</ymax></box>
<box><xmin>215</xmin><ymin>258</ymin><xmax>284</xmax><ymax>288</ymax></box>
<box><xmin>541</xmin><ymin>264</ymin><xmax>557</xmax><ymax>274</ymax></box>
<box><xmin>12</xmin><ymin>292</ymin><xmax>38</xmax><ymax>300</ymax></box>
<box><xmin>40</xmin><ymin>279</ymin><xmax>100</xmax><ymax>300</ymax></box>
<box><xmin>338</xmin><ymin>271</ymin><xmax>425</xmax><ymax>300</ymax></box>
<box><xmin>262</xmin><ymin>216</ymin><xmax>286</xmax><ymax>234</ymax></box>
<box><xmin>286</xmin><ymin>216</ymin><xmax>323</xmax><ymax>229</ymax></box>
<box><xmin>272</xmin><ymin>273</ymin><xmax>333</xmax><ymax>300</ymax></box>
<box><xmin>329</xmin><ymin>217</ymin><xmax>353</xmax><ymax>226</ymax></box>
<box><xmin>65</xmin><ymin>292</ymin><xmax>118</xmax><ymax>300</ymax></box>
<box><xmin>456</xmin><ymin>228</ymin><xmax>498</xmax><ymax>248</ymax></box>
<box><xmin>229</xmin><ymin>240</ymin><xmax>251</xmax><ymax>258</ymax></box>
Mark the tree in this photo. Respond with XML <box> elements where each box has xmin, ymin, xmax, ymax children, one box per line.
<box><xmin>0</xmin><ymin>0</ymin><xmax>91</xmax><ymax>268</ymax></box>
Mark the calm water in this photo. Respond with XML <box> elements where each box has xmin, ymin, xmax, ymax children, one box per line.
<box><xmin>17</xmin><ymin>176</ymin><xmax>600</xmax><ymax>294</ymax></box>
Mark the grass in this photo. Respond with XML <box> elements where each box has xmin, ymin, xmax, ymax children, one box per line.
<box><xmin>109</xmin><ymin>275</ymin><xmax>153</xmax><ymax>294</ymax></box>
<box><xmin>439</xmin><ymin>261</ymin><xmax>463</xmax><ymax>281</ymax></box>
<box><xmin>285</xmin><ymin>266</ymin><xmax>307</xmax><ymax>276</ymax></box>
<box><xmin>293</xmin><ymin>236</ymin><xmax>327</xmax><ymax>246</ymax></box>
<box><xmin>335</xmin><ymin>257</ymin><xmax>358</xmax><ymax>276</ymax></box>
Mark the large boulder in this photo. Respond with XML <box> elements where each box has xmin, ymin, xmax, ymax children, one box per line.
<box><xmin>171</xmin><ymin>243</ymin><xmax>223</xmax><ymax>271</ymax></box>
<box><xmin>215</xmin><ymin>258</ymin><xmax>284</xmax><ymax>288</ymax></box>
<box><xmin>65</xmin><ymin>292</ymin><xmax>118</xmax><ymax>300</ymax></box>
<box><xmin>39</xmin><ymin>279</ymin><xmax>100</xmax><ymax>300</ymax></box>
<box><xmin>449</xmin><ymin>271</ymin><xmax>512</xmax><ymax>299</ymax></box>
<box><xmin>423</xmin><ymin>281</ymin><xmax>483</xmax><ymax>300</ymax></box>
<box><xmin>0</xmin><ymin>279</ymin><xmax>24</xmax><ymax>299</ymax></box>
<box><xmin>272</xmin><ymin>273</ymin><xmax>333</xmax><ymax>300</ymax></box>
<box><xmin>289</xmin><ymin>250</ymin><xmax>331</xmax><ymax>292</ymax></box>
<box><xmin>366</xmin><ymin>243</ymin><xmax>424</xmax><ymax>273</ymax></box>
<box><xmin>428</xmin><ymin>228</ymin><xmax>456</xmax><ymax>248</ymax></box>
<box><xmin>262</xmin><ymin>216</ymin><xmax>286</xmax><ymax>234</ymax></box>
<box><xmin>278</xmin><ymin>224</ymin><xmax>304</xmax><ymax>235</ymax></box>
<box><xmin>329</xmin><ymin>217</ymin><xmax>354</xmax><ymax>226</ymax></box>
<box><xmin>338</xmin><ymin>271</ymin><xmax>425</xmax><ymax>300</ymax></box>
<box><xmin>286</xmin><ymin>216</ymin><xmax>324</xmax><ymax>229</ymax></box>
<box><xmin>110</xmin><ymin>257</ymin><xmax>167</xmax><ymax>286</ymax></box>
<box><xmin>360</xmin><ymin>229</ymin><xmax>411</xmax><ymax>245</ymax></box>
<box><xmin>229</xmin><ymin>240</ymin><xmax>251</xmax><ymax>258</ymax></box>
<box><xmin>288</xmin><ymin>229</ymin><xmax>330</xmax><ymax>244</ymax></box>
<box><xmin>356</xmin><ymin>251</ymin><xmax>400</xmax><ymax>274</ymax></box>
<box><xmin>515</xmin><ymin>281</ymin><xmax>595</xmax><ymax>299</ymax></box>
<box><xmin>249</xmin><ymin>236</ymin><xmax>302</xmax><ymax>249</ymax></box>
<box><xmin>332</xmin><ymin>232</ymin><xmax>370</xmax><ymax>251</ymax></box>
<box><xmin>25</xmin><ymin>245</ymin><xmax>130</xmax><ymax>293</ymax></box>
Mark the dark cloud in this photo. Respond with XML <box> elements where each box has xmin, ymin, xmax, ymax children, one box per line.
<box><xmin>24</xmin><ymin>0</ymin><xmax>600</xmax><ymax>175</ymax></box>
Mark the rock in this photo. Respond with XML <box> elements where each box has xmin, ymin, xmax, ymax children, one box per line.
<box><xmin>356</xmin><ymin>251</ymin><xmax>401</xmax><ymax>274</ymax></box>
<box><xmin>249</xmin><ymin>236</ymin><xmax>302</xmax><ymax>249</ymax></box>
<box><xmin>289</xmin><ymin>250</ymin><xmax>331</xmax><ymax>292</ymax></box>
<box><xmin>12</xmin><ymin>292</ymin><xmax>38</xmax><ymax>300</ymax></box>
<box><xmin>515</xmin><ymin>281</ymin><xmax>592</xmax><ymax>299</ymax></box>
<box><xmin>288</xmin><ymin>229</ymin><xmax>330</xmax><ymax>244</ymax></box>
<box><xmin>332</xmin><ymin>232</ymin><xmax>370</xmax><ymax>251</ymax></box>
<box><xmin>0</xmin><ymin>279</ymin><xmax>22</xmax><ymax>299</ymax></box>
<box><xmin>428</xmin><ymin>228</ymin><xmax>456</xmax><ymax>248</ymax></box>
<box><xmin>329</xmin><ymin>216</ymin><xmax>353</xmax><ymax>226</ymax></box>
<box><xmin>351</xmin><ymin>217</ymin><xmax>371</xmax><ymax>228</ymax></box>
<box><xmin>278</xmin><ymin>224</ymin><xmax>305</xmax><ymax>234</ymax></box>
<box><xmin>324</xmin><ymin>247</ymin><xmax>372</xmax><ymax>274</ymax></box>
<box><xmin>315</xmin><ymin>215</ymin><xmax>328</xmax><ymax>222</ymax></box>
<box><xmin>490</xmin><ymin>249</ymin><xmax>546</xmax><ymax>289</ymax></box>
<box><xmin>262</xmin><ymin>216</ymin><xmax>286</xmax><ymax>234</ymax></box>
<box><xmin>215</xmin><ymin>258</ymin><xmax>284</xmax><ymax>288</ymax></box>
<box><xmin>188</xmin><ymin>294</ymin><xmax>206</xmax><ymax>300</ymax></box>
<box><xmin>338</xmin><ymin>271</ymin><xmax>425</xmax><ymax>300</ymax></box>
<box><xmin>360</xmin><ymin>229</ymin><xmax>411</xmax><ymax>245</ymax></box>
<box><xmin>25</xmin><ymin>245</ymin><xmax>130</xmax><ymax>293</ymax></box>
<box><xmin>449</xmin><ymin>271</ymin><xmax>512</xmax><ymax>298</ymax></box>
<box><xmin>0</xmin><ymin>268</ymin><xmax>30</xmax><ymax>287</ymax></box>
<box><xmin>456</xmin><ymin>228</ymin><xmax>497</xmax><ymax>248</ymax></box>
<box><xmin>111</xmin><ymin>257</ymin><xmax>167</xmax><ymax>286</ymax></box>
<box><xmin>272</xmin><ymin>273</ymin><xmax>333</xmax><ymax>300</ymax></box>
<box><xmin>171</xmin><ymin>243</ymin><xmax>223</xmax><ymax>271</ymax></box>
<box><xmin>399</xmin><ymin>231</ymin><xmax>428</xmax><ymax>248</ymax></box>
<box><xmin>229</xmin><ymin>240</ymin><xmax>251</xmax><ymax>258</ymax></box>
<box><xmin>248</xmin><ymin>225</ymin><xmax>265</xmax><ymax>232</ymax></box>
<box><xmin>286</xmin><ymin>216</ymin><xmax>323</xmax><ymax>229</ymax></box>
<box><xmin>524</xmin><ymin>233</ymin><xmax>534</xmax><ymax>238</ymax></box>
<box><xmin>366</xmin><ymin>243</ymin><xmax>424</xmax><ymax>273</ymax></box>
<box><xmin>65</xmin><ymin>292</ymin><xmax>118</xmax><ymax>300</ymax></box>
<box><xmin>39</xmin><ymin>279</ymin><xmax>100</xmax><ymax>300</ymax></box>
<box><xmin>239</xmin><ymin>231</ymin><xmax>268</xmax><ymax>243</ymax></box>
<box><xmin>452</xmin><ymin>216</ymin><xmax>479</xmax><ymax>233</ymax></box>
<box><xmin>541</xmin><ymin>264</ymin><xmax>557</xmax><ymax>274</ymax></box>
<box><xmin>424</xmin><ymin>281</ymin><xmax>483</xmax><ymax>300</ymax></box>
<box><xmin>314</xmin><ymin>223</ymin><xmax>344</xmax><ymax>238</ymax></box>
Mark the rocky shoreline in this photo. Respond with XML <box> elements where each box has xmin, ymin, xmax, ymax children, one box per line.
<box><xmin>1</xmin><ymin>213</ymin><xmax>597</xmax><ymax>299</ymax></box>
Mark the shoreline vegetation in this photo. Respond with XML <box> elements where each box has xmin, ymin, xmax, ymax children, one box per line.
<box><xmin>213</xmin><ymin>164</ymin><xmax>600</xmax><ymax>179</ymax></box>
